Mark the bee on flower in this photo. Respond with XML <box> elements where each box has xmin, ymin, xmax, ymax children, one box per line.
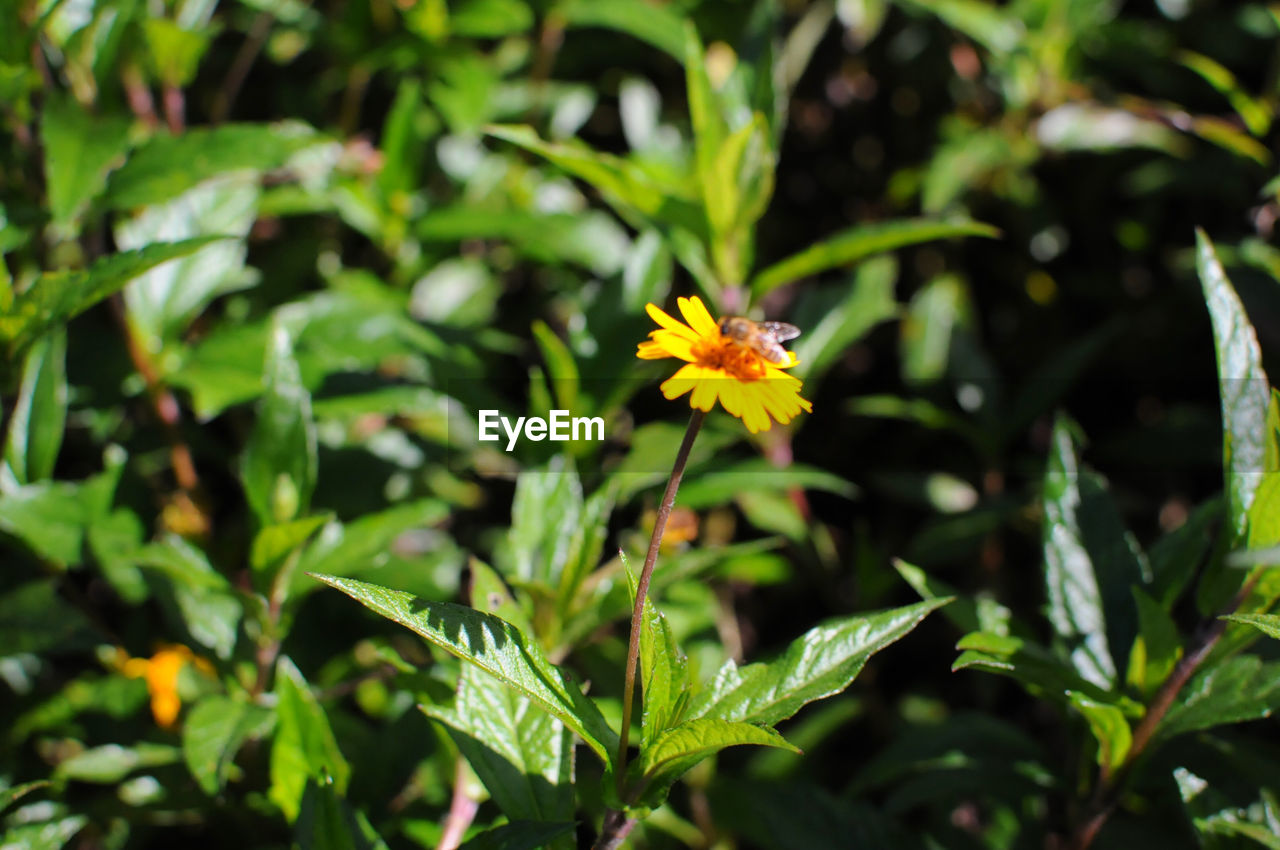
<box><xmin>637</xmin><ymin>295</ymin><xmax>812</xmax><ymax>433</ymax></box>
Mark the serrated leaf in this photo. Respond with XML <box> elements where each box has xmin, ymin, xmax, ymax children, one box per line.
<box><xmin>41</xmin><ymin>95</ymin><xmax>131</xmax><ymax>231</ymax></box>
<box><xmin>1159</xmin><ymin>655</ymin><xmax>1280</xmax><ymax>741</ymax></box>
<box><xmin>311</xmin><ymin>573</ymin><xmax>618</xmax><ymax>768</ymax></box>
<box><xmin>751</xmin><ymin>218</ymin><xmax>998</xmax><ymax>296</ymax></box>
<box><xmin>242</xmin><ymin>322</ymin><xmax>317</xmax><ymax>527</ymax></box>
<box><xmin>687</xmin><ymin>598</ymin><xmax>948</xmax><ymax>726</ymax></box>
<box><xmin>183</xmin><ymin>695</ymin><xmax>273</xmax><ymax>795</ymax></box>
<box><xmin>269</xmin><ymin>658</ymin><xmax>351</xmax><ymax>823</ymax></box>
<box><xmin>1</xmin><ymin>238</ymin><xmax>227</xmax><ymax>356</ymax></box>
<box><xmin>424</xmin><ymin>664</ymin><xmax>574</xmax><ymax>833</ymax></box>
<box><xmin>635</xmin><ymin>718</ymin><xmax>797</xmax><ymax>805</ymax></box>
<box><xmin>1222</xmin><ymin>613</ymin><xmax>1280</xmax><ymax>641</ymax></box>
<box><xmin>502</xmin><ymin>455</ymin><xmax>583</xmax><ymax>586</ymax></box>
<box><xmin>1196</xmin><ymin>229</ymin><xmax>1272</xmax><ymax>544</ymax></box>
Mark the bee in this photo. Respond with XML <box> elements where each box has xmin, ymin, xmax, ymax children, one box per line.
<box><xmin>717</xmin><ymin>316</ymin><xmax>802</xmax><ymax>365</ymax></box>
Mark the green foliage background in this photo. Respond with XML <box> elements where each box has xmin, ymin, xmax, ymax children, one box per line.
<box><xmin>3</xmin><ymin>0</ymin><xmax>1280</xmax><ymax>848</ymax></box>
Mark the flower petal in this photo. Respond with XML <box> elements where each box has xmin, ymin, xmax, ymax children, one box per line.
<box><xmin>678</xmin><ymin>295</ymin><xmax>722</xmax><ymax>339</ymax></box>
<box><xmin>660</xmin><ymin>363</ymin><xmax>704</xmax><ymax>400</ymax></box>
<box><xmin>645</xmin><ymin>303</ymin><xmax>701</xmax><ymax>342</ymax></box>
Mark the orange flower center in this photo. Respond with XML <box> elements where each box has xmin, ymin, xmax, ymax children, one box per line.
<box><xmin>692</xmin><ymin>337</ymin><xmax>770</xmax><ymax>381</ymax></box>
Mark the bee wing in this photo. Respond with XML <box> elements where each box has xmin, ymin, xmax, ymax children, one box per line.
<box><xmin>760</xmin><ymin>321</ymin><xmax>801</xmax><ymax>342</ymax></box>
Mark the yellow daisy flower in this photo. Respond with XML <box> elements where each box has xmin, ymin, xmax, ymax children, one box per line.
<box><xmin>637</xmin><ymin>295</ymin><xmax>812</xmax><ymax>434</ymax></box>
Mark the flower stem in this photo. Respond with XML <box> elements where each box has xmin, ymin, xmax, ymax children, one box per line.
<box><xmin>616</xmin><ymin>409</ymin><xmax>706</xmax><ymax>794</ymax></box>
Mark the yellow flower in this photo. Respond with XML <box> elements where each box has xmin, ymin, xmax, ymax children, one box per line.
<box><xmin>120</xmin><ymin>645</ymin><xmax>212</xmax><ymax>728</ymax></box>
<box><xmin>637</xmin><ymin>296</ymin><xmax>812</xmax><ymax>434</ymax></box>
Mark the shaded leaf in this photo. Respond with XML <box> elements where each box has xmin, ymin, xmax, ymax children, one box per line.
<box><xmin>0</xmin><ymin>581</ymin><xmax>96</xmax><ymax>654</ymax></box>
<box><xmin>457</xmin><ymin>821</ymin><xmax>577</xmax><ymax>850</ymax></box>
<box><xmin>557</xmin><ymin>0</ymin><xmax>687</xmax><ymax>61</ymax></box>
<box><xmin>0</xmin><ymin>781</ymin><xmax>48</xmax><ymax>813</ymax></box>
<box><xmin>635</xmin><ymin>718</ymin><xmax>797</xmax><ymax>806</ymax></box>
<box><xmin>424</xmin><ymin>664</ymin><xmax>574</xmax><ymax>830</ymax></box>
<box><xmin>621</xmin><ymin>552</ymin><xmax>689</xmax><ymax>748</ymax></box>
<box><xmin>1221</xmin><ymin>613</ymin><xmax>1280</xmax><ymax>641</ymax></box>
<box><xmin>1068</xmin><ymin>691</ymin><xmax>1131</xmax><ymax>773</ymax></box>
<box><xmin>1159</xmin><ymin>655</ymin><xmax>1280</xmax><ymax>740</ymax></box>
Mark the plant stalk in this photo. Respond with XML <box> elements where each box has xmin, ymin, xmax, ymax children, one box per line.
<box><xmin>609</xmin><ymin>409</ymin><xmax>704</xmax><ymax>810</ymax></box>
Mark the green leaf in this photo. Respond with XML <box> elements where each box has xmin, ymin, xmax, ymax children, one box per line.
<box><xmin>295</xmin><ymin>778</ymin><xmax>390</xmax><ymax>850</ymax></box>
<box><xmin>674</xmin><ymin>459</ymin><xmax>857</xmax><ymax>509</ymax></box>
<box><xmin>1148</xmin><ymin>498</ymin><xmax>1221</xmax><ymax>606</ymax></box>
<box><xmin>531</xmin><ymin>320</ymin><xmax>579</xmax><ymax>415</ymax></box>
<box><xmin>135</xmin><ymin>536</ymin><xmax>242</xmax><ymax>659</ymax></box>
<box><xmin>269</xmin><ymin>658</ymin><xmax>351</xmax><ymax>823</ymax></box>
<box><xmin>41</xmin><ymin>95</ymin><xmax>131</xmax><ymax>231</ymax></box>
<box><xmin>2</xmin><ymin>328</ymin><xmax>67</xmax><ymax>485</ymax></box>
<box><xmin>556</xmin><ymin>0</ymin><xmax>687</xmax><ymax>62</ymax></box>
<box><xmin>789</xmin><ymin>255</ymin><xmax>899</xmax><ymax>383</ymax></box>
<box><xmin>142</xmin><ymin>19</ymin><xmax>212</xmax><ymax>87</ymax></box>
<box><xmin>1042</xmin><ymin>416</ymin><xmax>1135</xmax><ymax>689</ymax></box>
<box><xmin>0</xmin><ymin>480</ymin><xmax>87</xmax><ymax>565</ymax></box>
<box><xmin>450</xmin><ymin>0</ymin><xmax>534</xmax><ymax>36</ymax></box>
<box><xmin>183</xmin><ymin>695</ymin><xmax>274</xmax><ymax>795</ymax></box>
<box><xmin>292</xmin><ymin>500</ymin><xmax>449</xmax><ymax>597</ymax></box>
<box><xmin>1196</xmin><ymin>229</ymin><xmax>1272</xmax><ymax>544</ymax></box>
<box><xmin>1221</xmin><ymin>613</ymin><xmax>1280</xmax><ymax>641</ymax></box>
<box><xmin>687</xmin><ymin>598</ymin><xmax>949</xmax><ymax>726</ymax></box>
<box><xmin>115</xmin><ymin>172</ymin><xmax>259</xmax><ymax>346</ymax></box>
<box><xmin>1067</xmin><ymin>691</ymin><xmax>1131</xmax><ymax>773</ymax></box>
<box><xmin>252</xmin><ymin>514</ymin><xmax>332</xmax><ymax>574</ymax></box>
<box><xmin>750</xmin><ymin>218</ymin><xmax>998</xmax><ymax>296</ymax></box>
<box><xmin>457</xmin><ymin>821</ymin><xmax>578</xmax><ymax>850</ymax></box>
<box><xmin>1126</xmin><ymin>588</ymin><xmax>1182</xmax><ymax>699</ymax></box>
<box><xmin>485</xmin><ymin>125</ymin><xmax>697</xmax><ymax>228</ymax></box>
<box><xmin>1</xmin><ymin>238</ymin><xmax>227</xmax><ymax>356</ymax></box>
<box><xmin>894</xmin><ymin>558</ymin><xmax>1010</xmax><ymax>636</ymax></box>
<box><xmin>0</xmin><ymin>815</ymin><xmax>86</xmax><ymax>850</ymax></box>
<box><xmin>1159</xmin><ymin>655</ymin><xmax>1280</xmax><ymax>740</ymax></box>
<box><xmin>424</xmin><ymin>664</ymin><xmax>575</xmax><ymax>832</ymax></box>
<box><xmin>621</xmin><ymin>552</ymin><xmax>689</xmax><ymax>749</ymax></box>
<box><xmin>501</xmin><ymin>456</ymin><xmax>584</xmax><ymax>586</ymax></box>
<box><xmin>1179</xmin><ymin>50</ymin><xmax>1271</xmax><ymax>137</ymax></box>
<box><xmin>56</xmin><ymin>742</ymin><xmax>181</xmax><ymax>783</ymax></box>
<box><xmin>635</xmin><ymin>718</ymin><xmax>798</xmax><ymax>805</ymax></box>
<box><xmin>899</xmin><ymin>273</ymin><xmax>970</xmax><ymax>385</ymax></box>
<box><xmin>952</xmin><ymin>631</ymin><xmax>1135</xmax><ymax>711</ymax></box>
<box><xmin>892</xmin><ymin>0</ymin><xmax>1022</xmax><ymax>54</ymax></box>
<box><xmin>242</xmin><ymin>322</ymin><xmax>317</xmax><ymax>527</ymax></box>
<box><xmin>468</xmin><ymin>557</ymin><xmax>534</xmax><ymax>636</ymax></box>
<box><xmin>105</xmin><ymin>122</ymin><xmax>317</xmax><ymax>211</ymax></box>
<box><xmin>0</xmin><ymin>781</ymin><xmax>48</xmax><ymax>813</ymax></box>
<box><xmin>310</xmin><ymin>573</ymin><xmax>618</xmax><ymax>768</ymax></box>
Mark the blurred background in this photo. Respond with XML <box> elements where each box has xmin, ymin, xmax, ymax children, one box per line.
<box><xmin>3</xmin><ymin>0</ymin><xmax>1280</xmax><ymax>847</ymax></box>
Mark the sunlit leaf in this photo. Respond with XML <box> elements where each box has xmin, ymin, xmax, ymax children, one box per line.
<box><xmin>311</xmin><ymin>573</ymin><xmax>618</xmax><ymax>768</ymax></box>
